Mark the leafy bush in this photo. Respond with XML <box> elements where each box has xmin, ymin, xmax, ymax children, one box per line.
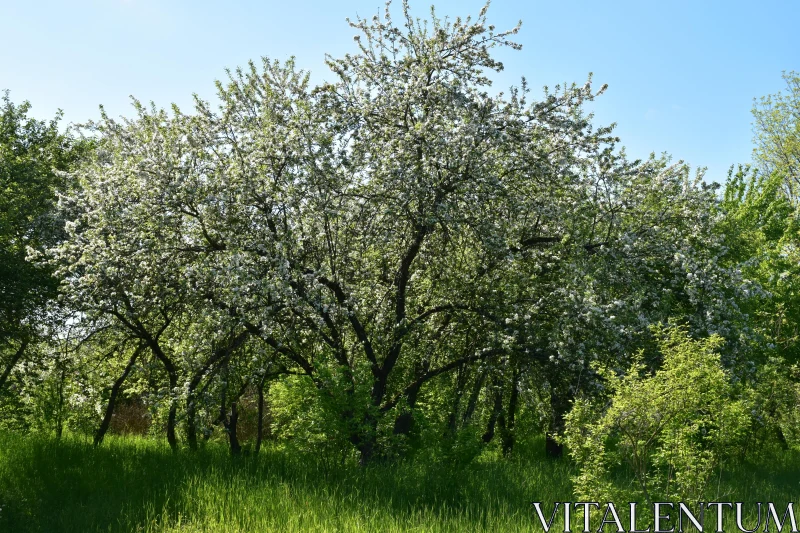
<box><xmin>269</xmin><ymin>375</ymin><xmax>357</xmax><ymax>466</ymax></box>
<box><xmin>563</xmin><ymin>325</ymin><xmax>750</xmax><ymax>504</ymax></box>
<box><xmin>742</xmin><ymin>358</ymin><xmax>800</xmax><ymax>456</ymax></box>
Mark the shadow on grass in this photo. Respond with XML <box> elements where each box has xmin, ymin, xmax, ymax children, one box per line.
<box><xmin>0</xmin><ymin>432</ymin><xmax>575</xmax><ymax>532</ymax></box>
<box><xmin>4</xmin><ymin>432</ymin><xmax>797</xmax><ymax>532</ymax></box>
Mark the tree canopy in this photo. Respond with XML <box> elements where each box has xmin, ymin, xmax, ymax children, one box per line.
<box><xmin>752</xmin><ymin>71</ymin><xmax>800</xmax><ymax>201</ymax></box>
<box><xmin>0</xmin><ymin>92</ymin><xmax>88</xmax><ymax>393</ymax></box>
<box><xmin>3</xmin><ymin>4</ymin><xmax>800</xmax><ymax>481</ymax></box>
<box><xmin>27</xmin><ymin>1</ymin><xmax>754</xmax><ymax>462</ymax></box>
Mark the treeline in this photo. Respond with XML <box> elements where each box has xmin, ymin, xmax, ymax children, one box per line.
<box><xmin>1</xmin><ymin>1</ymin><xmax>799</xmax><ymax>502</ymax></box>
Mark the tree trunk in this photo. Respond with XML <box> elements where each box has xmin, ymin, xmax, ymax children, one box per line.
<box><xmin>186</xmin><ymin>399</ymin><xmax>198</xmax><ymax>451</ymax></box>
<box><xmin>218</xmin><ymin>369</ymin><xmax>249</xmax><ymax>456</ymax></box>
<box><xmin>546</xmin><ymin>388</ymin><xmax>570</xmax><ymax>458</ymax></box>
<box><xmin>445</xmin><ymin>364</ymin><xmax>468</xmax><ymax>436</ymax></box>
<box><xmin>462</xmin><ymin>368</ymin><xmax>487</xmax><ymax>425</ymax></box>
<box><xmin>166</xmin><ymin>373</ymin><xmax>179</xmax><ymax>451</ymax></box>
<box><xmin>141</xmin><ymin>336</ymin><xmax>180</xmax><ymax>451</ymax></box>
<box><xmin>0</xmin><ymin>339</ymin><xmax>28</xmax><ymax>391</ymax></box>
<box><xmin>392</xmin><ymin>360</ymin><xmax>429</xmax><ymax>438</ymax></box>
<box><xmin>255</xmin><ymin>378</ymin><xmax>267</xmax><ymax>454</ymax></box>
<box><xmin>95</xmin><ymin>346</ymin><xmax>141</xmax><ymax>446</ymax></box>
<box><xmin>352</xmin><ymin>413</ymin><xmax>379</xmax><ymax>466</ymax></box>
<box><xmin>545</xmin><ymin>433</ymin><xmax>562</xmax><ymax>457</ymax></box>
<box><xmin>776</xmin><ymin>424</ymin><xmax>789</xmax><ymax>450</ymax></box>
<box><xmin>186</xmin><ymin>330</ymin><xmax>249</xmax><ymax>451</ymax></box>
<box><xmin>482</xmin><ymin>382</ymin><xmax>504</xmax><ymax>443</ymax></box>
<box><xmin>255</xmin><ymin>374</ymin><xmax>275</xmax><ymax>455</ymax></box>
<box><xmin>500</xmin><ymin>368</ymin><xmax>519</xmax><ymax>456</ymax></box>
<box><xmin>226</xmin><ymin>401</ymin><xmax>241</xmax><ymax>455</ymax></box>
<box><xmin>54</xmin><ymin>365</ymin><xmax>66</xmax><ymax>440</ymax></box>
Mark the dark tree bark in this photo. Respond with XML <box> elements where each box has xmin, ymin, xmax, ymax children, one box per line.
<box><xmin>217</xmin><ymin>369</ymin><xmax>250</xmax><ymax>456</ymax></box>
<box><xmin>255</xmin><ymin>376</ymin><xmax>268</xmax><ymax>454</ymax></box>
<box><xmin>54</xmin><ymin>364</ymin><xmax>66</xmax><ymax>440</ymax></box>
<box><xmin>462</xmin><ymin>368</ymin><xmax>487</xmax><ymax>425</ymax></box>
<box><xmin>333</xmin><ymin>225</ymin><xmax>430</xmax><ymax>466</ymax></box>
<box><xmin>110</xmin><ymin>300</ymin><xmax>180</xmax><ymax>450</ymax></box>
<box><xmin>185</xmin><ymin>330</ymin><xmax>249</xmax><ymax>450</ymax></box>
<box><xmin>776</xmin><ymin>425</ymin><xmax>789</xmax><ymax>450</ymax></box>
<box><xmin>500</xmin><ymin>367</ymin><xmax>520</xmax><ymax>456</ymax></box>
<box><xmin>225</xmin><ymin>401</ymin><xmax>242</xmax><ymax>455</ymax></box>
<box><xmin>388</xmin><ymin>347</ymin><xmax>499</xmax><ymax>459</ymax></box>
<box><xmin>445</xmin><ymin>364</ymin><xmax>469</xmax><ymax>436</ymax></box>
<box><xmin>165</xmin><ymin>372</ymin><xmax>179</xmax><ymax>451</ymax></box>
<box><xmin>392</xmin><ymin>360</ymin><xmax>430</xmax><ymax>440</ymax></box>
<box><xmin>94</xmin><ymin>345</ymin><xmax>142</xmax><ymax>446</ymax></box>
<box><xmin>545</xmin><ymin>431</ymin><xmax>563</xmax><ymax>457</ymax></box>
<box><xmin>0</xmin><ymin>339</ymin><xmax>28</xmax><ymax>391</ymax></box>
<box><xmin>186</xmin><ymin>399</ymin><xmax>199</xmax><ymax>451</ymax></box>
<box><xmin>482</xmin><ymin>381</ymin><xmax>504</xmax><ymax>443</ymax></box>
<box><xmin>349</xmin><ymin>411</ymin><xmax>380</xmax><ymax>466</ymax></box>
<box><xmin>546</xmin><ymin>388</ymin><xmax>571</xmax><ymax>458</ymax></box>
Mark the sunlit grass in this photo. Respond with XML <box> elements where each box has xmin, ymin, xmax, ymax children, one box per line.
<box><xmin>0</xmin><ymin>432</ymin><xmax>797</xmax><ymax>532</ymax></box>
<box><xmin>0</xmin><ymin>432</ymin><xmax>573</xmax><ymax>532</ymax></box>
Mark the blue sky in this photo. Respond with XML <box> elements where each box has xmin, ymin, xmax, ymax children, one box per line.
<box><xmin>2</xmin><ymin>0</ymin><xmax>798</xmax><ymax>184</ymax></box>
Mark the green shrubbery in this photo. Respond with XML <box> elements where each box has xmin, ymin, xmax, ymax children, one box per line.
<box><xmin>742</xmin><ymin>358</ymin><xmax>800</xmax><ymax>457</ymax></box>
<box><xmin>563</xmin><ymin>325</ymin><xmax>752</xmax><ymax>504</ymax></box>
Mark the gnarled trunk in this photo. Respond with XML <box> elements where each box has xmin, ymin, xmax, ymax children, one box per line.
<box><xmin>95</xmin><ymin>346</ymin><xmax>142</xmax><ymax>446</ymax></box>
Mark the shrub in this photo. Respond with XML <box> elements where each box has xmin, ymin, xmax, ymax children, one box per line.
<box><xmin>742</xmin><ymin>358</ymin><xmax>800</xmax><ymax>456</ymax></box>
<box><xmin>563</xmin><ymin>325</ymin><xmax>750</xmax><ymax>504</ymax></box>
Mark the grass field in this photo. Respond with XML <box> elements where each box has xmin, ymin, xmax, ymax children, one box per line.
<box><xmin>0</xmin><ymin>432</ymin><xmax>798</xmax><ymax>532</ymax></box>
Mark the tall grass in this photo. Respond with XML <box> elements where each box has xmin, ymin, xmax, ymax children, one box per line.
<box><xmin>0</xmin><ymin>432</ymin><xmax>573</xmax><ymax>532</ymax></box>
<box><xmin>0</xmin><ymin>432</ymin><xmax>798</xmax><ymax>532</ymax></box>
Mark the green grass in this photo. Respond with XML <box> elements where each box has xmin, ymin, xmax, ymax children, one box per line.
<box><xmin>0</xmin><ymin>432</ymin><xmax>798</xmax><ymax>532</ymax></box>
<box><xmin>0</xmin><ymin>432</ymin><xmax>574</xmax><ymax>532</ymax></box>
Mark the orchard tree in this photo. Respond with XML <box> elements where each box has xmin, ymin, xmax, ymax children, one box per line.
<box><xmin>50</xmin><ymin>102</ymin><xmax>269</xmax><ymax>451</ymax></box>
<box><xmin>722</xmin><ymin>167</ymin><xmax>799</xmax><ymax>364</ymax></box>
<box><xmin>731</xmin><ymin>73</ymin><xmax>800</xmax><ymax>365</ymax></box>
<box><xmin>0</xmin><ymin>92</ymin><xmax>88</xmax><ymax>395</ymax></box>
<box><xmin>721</xmin><ymin>72</ymin><xmax>800</xmax><ymax>367</ymax></box>
<box><xmin>752</xmin><ymin>71</ymin><xmax>800</xmax><ymax>201</ymax></box>
<box><xmin>51</xmin><ymin>1</ymin><xmax>753</xmax><ymax>461</ymax></box>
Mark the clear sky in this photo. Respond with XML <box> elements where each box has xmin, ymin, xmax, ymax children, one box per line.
<box><xmin>2</xmin><ymin>0</ymin><xmax>798</xmax><ymax>184</ymax></box>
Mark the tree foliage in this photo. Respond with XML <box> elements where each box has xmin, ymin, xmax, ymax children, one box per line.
<box><xmin>0</xmin><ymin>92</ymin><xmax>89</xmax><ymax>418</ymax></box>
<box><xmin>38</xmin><ymin>1</ymin><xmax>759</xmax><ymax>462</ymax></box>
<box><xmin>1</xmin><ymin>2</ymin><xmax>795</xmax><ymax>472</ymax></box>
<box><xmin>752</xmin><ymin>71</ymin><xmax>800</xmax><ymax>201</ymax></box>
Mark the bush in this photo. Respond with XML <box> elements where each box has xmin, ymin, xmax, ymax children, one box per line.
<box><xmin>742</xmin><ymin>358</ymin><xmax>800</xmax><ymax>456</ymax></box>
<box><xmin>563</xmin><ymin>325</ymin><xmax>750</xmax><ymax>504</ymax></box>
<box><xmin>268</xmin><ymin>375</ymin><xmax>356</xmax><ymax>466</ymax></box>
